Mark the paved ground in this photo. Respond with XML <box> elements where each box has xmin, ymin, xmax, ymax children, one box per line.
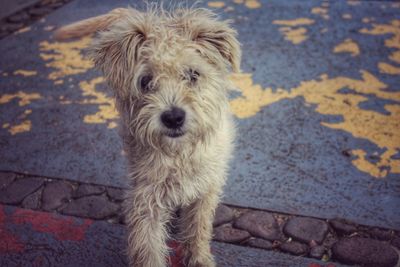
<box><xmin>0</xmin><ymin>0</ymin><xmax>399</xmax><ymax>266</ymax></box>
<box><xmin>0</xmin><ymin>202</ymin><xmax>348</xmax><ymax>267</ymax></box>
<box><xmin>2</xmin><ymin>171</ymin><xmax>399</xmax><ymax>266</ymax></box>
<box><xmin>0</xmin><ymin>0</ymin><xmax>40</xmax><ymax>19</ymax></box>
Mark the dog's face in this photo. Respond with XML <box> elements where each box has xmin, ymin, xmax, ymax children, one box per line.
<box><xmin>90</xmin><ymin>8</ymin><xmax>240</xmax><ymax>150</ymax></box>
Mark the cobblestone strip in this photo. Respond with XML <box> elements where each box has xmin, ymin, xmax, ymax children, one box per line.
<box><xmin>0</xmin><ymin>171</ymin><xmax>399</xmax><ymax>267</ymax></box>
<box><xmin>0</xmin><ymin>0</ymin><xmax>72</xmax><ymax>39</ymax></box>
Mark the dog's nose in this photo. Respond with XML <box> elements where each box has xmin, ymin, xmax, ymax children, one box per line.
<box><xmin>161</xmin><ymin>107</ymin><xmax>186</xmax><ymax>129</ymax></box>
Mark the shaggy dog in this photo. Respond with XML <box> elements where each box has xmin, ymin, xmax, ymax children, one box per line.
<box><xmin>56</xmin><ymin>6</ymin><xmax>241</xmax><ymax>267</ymax></box>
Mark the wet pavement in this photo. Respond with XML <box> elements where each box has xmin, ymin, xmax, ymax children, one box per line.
<box><xmin>0</xmin><ymin>0</ymin><xmax>399</xmax><ymax>266</ymax></box>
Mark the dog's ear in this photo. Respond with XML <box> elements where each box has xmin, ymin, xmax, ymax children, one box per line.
<box><xmin>55</xmin><ymin>8</ymin><xmax>149</xmax><ymax>98</ymax></box>
<box><xmin>175</xmin><ymin>9</ymin><xmax>241</xmax><ymax>73</ymax></box>
<box><xmin>54</xmin><ymin>8</ymin><xmax>130</xmax><ymax>40</ymax></box>
<box><xmin>89</xmin><ymin>8</ymin><xmax>152</xmax><ymax>98</ymax></box>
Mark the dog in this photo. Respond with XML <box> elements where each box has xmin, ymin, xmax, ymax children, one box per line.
<box><xmin>55</xmin><ymin>6</ymin><xmax>241</xmax><ymax>267</ymax></box>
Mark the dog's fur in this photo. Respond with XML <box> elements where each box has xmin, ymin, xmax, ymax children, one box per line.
<box><xmin>56</xmin><ymin>6</ymin><xmax>240</xmax><ymax>267</ymax></box>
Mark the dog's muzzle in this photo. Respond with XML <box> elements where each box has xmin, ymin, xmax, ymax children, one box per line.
<box><xmin>161</xmin><ymin>107</ymin><xmax>186</xmax><ymax>138</ymax></box>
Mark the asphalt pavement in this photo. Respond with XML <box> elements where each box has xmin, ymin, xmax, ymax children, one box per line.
<box><xmin>0</xmin><ymin>0</ymin><xmax>399</xmax><ymax>266</ymax></box>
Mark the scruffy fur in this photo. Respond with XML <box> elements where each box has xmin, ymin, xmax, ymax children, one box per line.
<box><xmin>56</xmin><ymin>6</ymin><xmax>240</xmax><ymax>267</ymax></box>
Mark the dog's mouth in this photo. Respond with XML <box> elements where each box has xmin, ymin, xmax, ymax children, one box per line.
<box><xmin>165</xmin><ymin>129</ymin><xmax>185</xmax><ymax>138</ymax></box>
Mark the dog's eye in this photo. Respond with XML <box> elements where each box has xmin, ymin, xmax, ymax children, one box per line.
<box><xmin>140</xmin><ymin>75</ymin><xmax>153</xmax><ymax>92</ymax></box>
<box><xmin>187</xmin><ymin>69</ymin><xmax>200</xmax><ymax>83</ymax></box>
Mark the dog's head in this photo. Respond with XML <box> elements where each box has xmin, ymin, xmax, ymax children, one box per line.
<box><xmin>85</xmin><ymin>8</ymin><xmax>241</xmax><ymax>150</ymax></box>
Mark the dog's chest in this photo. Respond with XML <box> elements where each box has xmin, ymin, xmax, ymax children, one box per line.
<box><xmin>164</xmin><ymin>158</ymin><xmax>212</xmax><ymax>206</ymax></box>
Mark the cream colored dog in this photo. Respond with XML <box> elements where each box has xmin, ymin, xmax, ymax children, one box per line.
<box><xmin>56</xmin><ymin>6</ymin><xmax>240</xmax><ymax>267</ymax></box>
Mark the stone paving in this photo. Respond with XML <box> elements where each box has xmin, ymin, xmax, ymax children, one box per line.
<box><xmin>0</xmin><ymin>171</ymin><xmax>398</xmax><ymax>266</ymax></box>
<box><xmin>0</xmin><ymin>0</ymin><xmax>72</xmax><ymax>39</ymax></box>
<box><xmin>0</xmin><ymin>203</ymin><xmax>343</xmax><ymax>267</ymax></box>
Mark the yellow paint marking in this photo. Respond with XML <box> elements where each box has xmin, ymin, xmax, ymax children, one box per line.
<box><xmin>342</xmin><ymin>14</ymin><xmax>352</xmax><ymax>19</ymax></box>
<box><xmin>39</xmin><ymin>37</ymin><xmax>93</xmax><ymax>82</ymax></box>
<box><xmin>361</xmin><ymin>18</ymin><xmax>375</xmax><ymax>23</ymax></box>
<box><xmin>278</xmin><ymin>27</ymin><xmax>308</xmax><ymax>44</ymax></box>
<box><xmin>108</xmin><ymin>121</ymin><xmax>118</xmax><ymax>129</ymax></box>
<box><xmin>311</xmin><ymin>7</ymin><xmax>329</xmax><ymax>20</ymax></box>
<box><xmin>351</xmin><ymin>150</ymin><xmax>385</xmax><ymax>178</ymax></box>
<box><xmin>273</xmin><ymin>18</ymin><xmax>314</xmax><ymax>45</ymax></box>
<box><xmin>54</xmin><ymin>80</ymin><xmax>64</xmax><ymax>85</ymax></box>
<box><xmin>273</xmin><ymin>18</ymin><xmax>315</xmax><ymax>27</ymax></box>
<box><xmin>333</xmin><ymin>38</ymin><xmax>360</xmax><ymax>57</ymax></box>
<box><xmin>245</xmin><ymin>0</ymin><xmax>261</xmax><ymax>9</ymax></box>
<box><xmin>79</xmin><ymin>77</ymin><xmax>118</xmax><ymax>125</ymax></box>
<box><xmin>8</xmin><ymin>120</ymin><xmax>32</xmax><ymax>135</ymax></box>
<box><xmin>13</xmin><ymin>70</ymin><xmax>37</xmax><ymax>76</ymax></box>
<box><xmin>0</xmin><ymin>93</ymin><xmax>40</xmax><ymax>135</ymax></box>
<box><xmin>378</xmin><ymin>62</ymin><xmax>400</xmax><ymax>75</ymax></box>
<box><xmin>360</xmin><ymin>20</ymin><xmax>400</xmax><ymax>75</ymax></box>
<box><xmin>389</xmin><ymin>51</ymin><xmax>400</xmax><ymax>64</ymax></box>
<box><xmin>229</xmin><ymin>71</ymin><xmax>400</xmax><ymax>178</ymax></box>
<box><xmin>0</xmin><ymin>91</ymin><xmax>42</xmax><ymax>106</ymax></box>
<box><xmin>232</xmin><ymin>0</ymin><xmax>261</xmax><ymax>9</ymax></box>
<box><xmin>207</xmin><ymin>1</ymin><xmax>225</xmax><ymax>8</ymax></box>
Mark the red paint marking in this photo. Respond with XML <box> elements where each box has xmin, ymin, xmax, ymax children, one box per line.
<box><xmin>12</xmin><ymin>208</ymin><xmax>93</xmax><ymax>241</ymax></box>
<box><xmin>0</xmin><ymin>205</ymin><xmax>25</xmax><ymax>253</ymax></box>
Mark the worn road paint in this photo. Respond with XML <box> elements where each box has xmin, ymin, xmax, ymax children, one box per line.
<box><xmin>0</xmin><ymin>92</ymin><xmax>41</xmax><ymax>134</ymax></box>
<box><xmin>0</xmin><ymin>91</ymin><xmax>41</xmax><ymax>106</ymax></box>
<box><xmin>13</xmin><ymin>69</ymin><xmax>37</xmax><ymax>76</ymax></box>
<box><xmin>360</xmin><ymin>20</ymin><xmax>400</xmax><ymax>76</ymax></box>
<box><xmin>208</xmin><ymin>1</ymin><xmax>225</xmax><ymax>8</ymax></box>
<box><xmin>12</xmin><ymin>208</ymin><xmax>93</xmax><ymax>241</ymax></box>
<box><xmin>230</xmin><ymin>71</ymin><xmax>400</xmax><ymax>178</ymax></box>
<box><xmin>378</xmin><ymin>62</ymin><xmax>400</xmax><ymax>75</ymax></box>
<box><xmin>333</xmin><ymin>38</ymin><xmax>360</xmax><ymax>57</ymax></box>
<box><xmin>312</xmin><ymin>6</ymin><xmax>329</xmax><ymax>20</ymax></box>
<box><xmin>39</xmin><ymin>36</ymin><xmax>93</xmax><ymax>82</ymax></box>
<box><xmin>0</xmin><ymin>206</ymin><xmax>24</xmax><ymax>253</ymax></box>
<box><xmin>273</xmin><ymin>18</ymin><xmax>315</xmax><ymax>27</ymax></box>
<box><xmin>79</xmin><ymin>77</ymin><xmax>118</xmax><ymax>128</ymax></box>
<box><xmin>273</xmin><ymin>18</ymin><xmax>315</xmax><ymax>45</ymax></box>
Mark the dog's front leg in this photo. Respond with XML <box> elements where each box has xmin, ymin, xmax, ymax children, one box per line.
<box><xmin>179</xmin><ymin>189</ymin><xmax>220</xmax><ymax>267</ymax></box>
<box><xmin>125</xmin><ymin>191</ymin><xmax>170</xmax><ymax>267</ymax></box>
